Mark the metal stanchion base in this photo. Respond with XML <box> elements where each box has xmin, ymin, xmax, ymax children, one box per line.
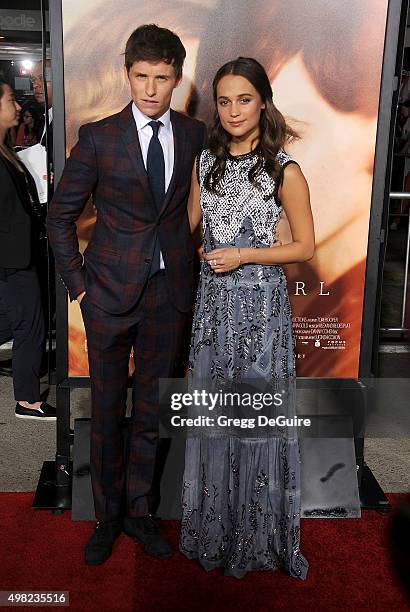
<box><xmin>32</xmin><ymin>460</ymin><xmax>72</xmax><ymax>513</ymax></box>
<box><xmin>360</xmin><ymin>463</ymin><xmax>392</xmax><ymax>511</ymax></box>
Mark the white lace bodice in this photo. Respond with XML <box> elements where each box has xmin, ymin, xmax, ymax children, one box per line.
<box><xmin>199</xmin><ymin>148</ymin><xmax>294</xmax><ymax>245</ymax></box>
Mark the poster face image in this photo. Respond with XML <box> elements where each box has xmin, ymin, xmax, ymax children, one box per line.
<box><xmin>61</xmin><ymin>0</ymin><xmax>389</xmax><ymax>378</ymax></box>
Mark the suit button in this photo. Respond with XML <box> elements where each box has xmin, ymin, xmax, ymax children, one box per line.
<box><xmin>144</xmin><ymin>257</ymin><xmax>151</xmax><ymax>264</ymax></box>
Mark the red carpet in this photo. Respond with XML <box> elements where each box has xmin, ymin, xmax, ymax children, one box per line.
<box><xmin>0</xmin><ymin>493</ymin><xmax>409</xmax><ymax>611</ymax></box>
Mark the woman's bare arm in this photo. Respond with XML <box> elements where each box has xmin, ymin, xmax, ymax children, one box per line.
<box><xmin>204</xmin><ymin>163</ymin><xmax>315</xmax><ymax>272</ymax></box>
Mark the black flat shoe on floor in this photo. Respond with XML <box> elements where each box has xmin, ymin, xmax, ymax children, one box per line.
<box><xmin>15</xmin><ymin>402</ymin><xmax>56</xmax><ymax>421</ymax></box>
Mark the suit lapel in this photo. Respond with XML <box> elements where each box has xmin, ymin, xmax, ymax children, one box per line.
<box><xmin>119</xmin><ymin>102</ymin><xmax>154</xmax><ymax>207</ymax></box>
<box><xmin>119</xmin><ymin>104</ymin><xmax>187</xmax><ymax>217</ymax></box>
<box><xmin>159</xmin><ymin>109</ymin><xmax>187</xmax><ymax>216</ymax></box>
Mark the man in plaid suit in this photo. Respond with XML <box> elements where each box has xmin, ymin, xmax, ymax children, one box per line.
<box><xmin>47</xmin><ymin>25</ymin><xmax>206</xmax><ymax>565</ymax></box>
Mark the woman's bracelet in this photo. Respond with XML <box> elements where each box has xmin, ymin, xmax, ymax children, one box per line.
<box><xmin>237</xmin><ymin>247</ymin><xmax>241</xmax><ymax>266</ymax></box>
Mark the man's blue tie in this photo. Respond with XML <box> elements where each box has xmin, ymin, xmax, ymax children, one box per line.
<box><xmin>146</xmin><ymin>120</ymin><xmax>164</xmax><ymax>277</ymax></box>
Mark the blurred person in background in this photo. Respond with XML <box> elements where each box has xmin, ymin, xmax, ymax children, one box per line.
<box><xmin>29</xmin><ymin>60</ymin><xmax>56</xmax><ymax>345</ymax></box>
<box><xmin>31</xmin><ymin>59</ymin><xmax>53</xmax><ymax>149</ymax></box>
<box><xmin>0</xmin><ymin>80</ymin><xmax>55</xmax><ymax>421</ymax></box>
<box><xmin>15</xmin><ymin>105</ymin><xmax>39</xmax><ymax>148</ymax></box>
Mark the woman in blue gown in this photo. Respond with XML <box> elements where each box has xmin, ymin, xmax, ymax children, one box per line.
<box><xmin>180</xmin><ymin>57</ymin><xmax>314</xmax><ymax>579</ymax></box>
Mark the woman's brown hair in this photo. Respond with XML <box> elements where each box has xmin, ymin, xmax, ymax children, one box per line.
<box><xmin>205</xmin><ymin>57</ymin><xmax>297</xmax><ymax>196</ymax></box>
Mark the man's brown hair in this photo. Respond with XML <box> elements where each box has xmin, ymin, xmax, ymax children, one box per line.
<box><xmin>124</xmin><ymin>24</ymin><xmax>186</xmax><ymax>79</ymax></box>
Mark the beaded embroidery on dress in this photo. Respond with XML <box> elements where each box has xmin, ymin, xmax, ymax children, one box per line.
<box><xmin>179</xmin><ymin>148</ymin><xmax>309</xmax><ymax>580</ymax></box>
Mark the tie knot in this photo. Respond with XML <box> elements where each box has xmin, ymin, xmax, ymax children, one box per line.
<box><xmin>148</xmin><ymin>120</ymin><xmax>162</xmax><ymax>136</ymax></box>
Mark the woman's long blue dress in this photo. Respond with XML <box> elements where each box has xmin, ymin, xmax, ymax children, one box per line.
<box><xmin>179</xmin><ymin>148</ymin><xmax>309</xmax><ymax>580</ymax></box>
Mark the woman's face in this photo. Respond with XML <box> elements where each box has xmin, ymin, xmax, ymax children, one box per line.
<box><xmin>23</xmin><ymin>111</ymin><xmax>33</xmax><ymax>127</ymax></box>
<box><xmin>0</xmin><ymin>85</ymin><xmax>21</xmax><ymax>131</ymax></box>
<box><xmin>216</xmin><ymin>74</ymin><xmax>265</xmax><ymax>142</ymax></box>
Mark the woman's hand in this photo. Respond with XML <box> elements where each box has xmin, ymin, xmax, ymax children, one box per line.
<box><xmin>203</xmin><ymin>247</ymin><xmax>241</xmax><ymax>273</ymax></box>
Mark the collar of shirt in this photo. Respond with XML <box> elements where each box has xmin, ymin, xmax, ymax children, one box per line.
<box><xmin>132</xmin><ymin>102</ymin><xmax>171</xmax><ymax>134</ymax></box>
<box><xmin>131</xmin><ymin>101</ymin><xmax>174</xmax><ymax>196</ymax></box>
<box><xmin>131</xmin><ymin>102</ymin><xmax>172</xmax><ymax>272</ymax></box>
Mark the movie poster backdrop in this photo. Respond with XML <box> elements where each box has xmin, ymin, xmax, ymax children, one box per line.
<box><xmin>61</xmin><ymin>0</ymin><xmax>389</xmax><ymax>377</ymax></box>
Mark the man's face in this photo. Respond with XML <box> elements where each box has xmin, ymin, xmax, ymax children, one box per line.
<box><xmin>126</xmin><ymin>60</ymin><xmax>181</xmax><ymax>119</ymax></box>
<box><xmin>32</xmin><ymin>62</ymin><xmax>53</xmax><ymax>105</ymax></box>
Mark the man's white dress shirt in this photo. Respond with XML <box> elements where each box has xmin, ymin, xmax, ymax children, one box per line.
<box><xmin>132</xmin><ymin>103</ymin><xmax>175</xmax><ymax>269</ymax></box>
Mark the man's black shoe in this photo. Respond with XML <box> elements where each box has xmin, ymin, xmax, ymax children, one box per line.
<box><xmin>123</xmin><ymin>515</ymin><xmax>173</xmax><ymax>560</ymax></box>
<box><xmin>15</xmin><ymin>402</ymin><xmax>56</xmax><ymax>421</ymax></box>
<box><xmin>84</xmin><ymin>518</ymin><xmax>122</xmax><ymax>565</ymax></box>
